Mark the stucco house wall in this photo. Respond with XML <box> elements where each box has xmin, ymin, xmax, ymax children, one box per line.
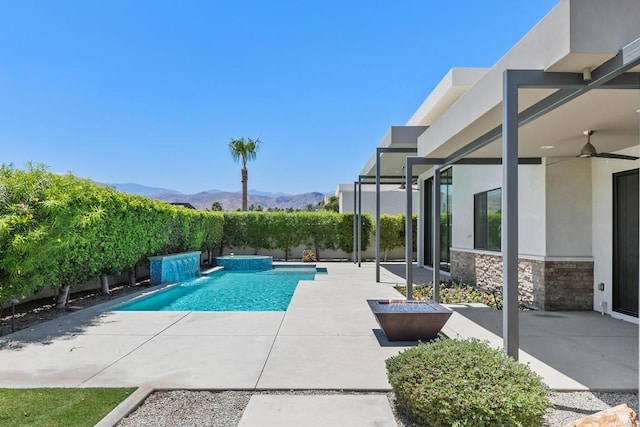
<box><xmin>592</xmin><ymin>146</ymin><xmax>640</xmax><ymax>321</ymax></box>
<box><xmin>421</xmin><ymin>161</ymin><xmax>599</xmax><ymax>311</ymax></box>
<box><xmin>337</xmin><ymin>185</ymin><xmax>419</xmax><ymax>216</ymax></box>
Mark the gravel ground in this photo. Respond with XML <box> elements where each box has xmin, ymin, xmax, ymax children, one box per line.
<box><xmin>117</xmin><ymin>390</ymin><xmax>638</xmax><ymax>426</ymax></box>
<box><xmin>118</xmin><ymin>391</ymin><xmax>252</xmax><ymax>427</ymax></box>
<box><xmin>543</xmin><ymin>391</ymin><xmax>638</xmax><ymax>426</ymax></box>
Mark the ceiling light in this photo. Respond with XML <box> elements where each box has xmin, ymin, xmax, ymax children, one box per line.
<box><xmin>540</xmin><ymin>145</ymin><xmax>555</xmax><ymax>150</ymax></box>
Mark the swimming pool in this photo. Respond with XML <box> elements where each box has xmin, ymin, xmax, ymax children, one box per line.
<box><xmin>114</xmin><ymin>267</ymin><xmax>322</xmax><ymax>312</ymax></box>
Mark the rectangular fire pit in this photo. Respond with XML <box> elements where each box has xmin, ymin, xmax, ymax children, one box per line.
<box><xmin>367</xmin><ymin>299</ymin><xmax>452</xmax><ymax>341</ymax></box>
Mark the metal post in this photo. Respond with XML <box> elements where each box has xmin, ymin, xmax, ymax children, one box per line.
<box><xmin>405</xmin><ymin>158</ymin><xmax>413</xmax><ymax>300</ymax></box>
<box><xmin>433</xmin><ymin>166</ymin><xmax>441</xmax><ymax>302</ymax></box>
<box><xmin>375</xmin><ymin>148</ymin><xmax>381</xmax><ymax>282</ymax></box>
<box><xmin>502</xmin><ymin>70</ymin><xmax>519</xmax><ymax>360</ymax></box>
<box><xmin>358</xmin><ymin>177</ymin><xmax>362</xmax><ymax>267</ymax></box>
<box><xmin>353</xmin><ymin>181</ymin><xmax>357</xmax><ymax>263</ymax></box>
<box><xmin>399</xmin><ymin>157</ymin><xmax>443</xmax><ymax>301</ymax></box>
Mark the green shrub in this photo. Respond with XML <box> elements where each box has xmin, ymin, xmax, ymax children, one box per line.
<box><xmin>270</xmin><ymin>212</ymin><xmax>303</xmax><ymax>260</ymax></box>
<box><xmin>386</xmin><ymin>338</ymin><xmax>550</xmax><ymax>427</ymax></box>
<box><xmin>220</xmin><ymin>212</ymin><xmax>372</xmax><ymax>257</ymax></box>
<box><xmin>398</xmin><ymin>213</ymin><xmax>418</xmax><ymax>253</ymax></box>
<box><xmin>297</xmin><ymin>211</ymin><xmax>339</xmax><ymax>259</ymax></box>
<box><xmin>336</xmin><ymin>213</ymin><xmax>372</xmax><ymax>254</ymax></box>
<box><xmin>0</xmin><ymin>164</ymin><xmax>225</xmax><ymax>303</ymax></box>
<box><xmin>396</xmin><ymin>281</ymin><xmax>503</xmax><ymax>309</ymax></box>
<box><xmin>374</xmin><ymin>214</ymin><xmax>417</xmax><ymax>256</ymax></box>
<box><xmin>378</xmin><ymin>214</ymin><xmax>403</xmax><ymax>260</ymax></box>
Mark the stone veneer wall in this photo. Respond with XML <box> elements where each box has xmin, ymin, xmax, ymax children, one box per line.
<box><xmin>450</xmin><ymin>249</ymin><xmax>593</xmax><ymax>311</ymax></box>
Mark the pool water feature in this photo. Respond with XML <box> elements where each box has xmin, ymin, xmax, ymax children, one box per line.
<box><xmin>215</xmin><ymin>255</ymin><xmax>273</xmax><ymax>271</ymax></box>
<box><xmin>214</xmin><ymin>255</ymin><xmax>272</xmax><ymax>271</ymax></box>
<box><xmin>149</xmin><ymin>251</ymin><xmax>201</xmax><ymax>286</ymax></box>
<box><xmin>115</xmin><ymin>266</ymin><xmax>321</xmax><ymax>312</ymax></box>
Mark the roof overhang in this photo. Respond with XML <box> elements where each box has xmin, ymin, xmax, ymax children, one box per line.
<box><xmin>406</xmin><ymin>68</ymin><xmax>489</xmax><ymax>126</ymax></box>
<box><xmin>357</xmin><ymin>67</ymin><xmax>490</xmax><ymax>180</ymax></box>
<box><xmin>359</xmin><ymin>126</ymin><xmax>428</xmax><ymax>178</ymax></box>
<box><xmin>417</xmin><ymin>0</ymin><xmax>640</xmax><ymax>161</ymax></box>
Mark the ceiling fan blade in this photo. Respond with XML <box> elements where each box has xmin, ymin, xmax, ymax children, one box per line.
<box><xmin>595</xmin><ymin>153</ymin><xmax>640</xmax><ymax>161</ymax></box>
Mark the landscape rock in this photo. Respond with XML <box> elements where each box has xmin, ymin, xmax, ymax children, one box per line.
<box><xmin>564</xmin><ymin>404</ymin><xmax>637</xmax><ymax>427</ymax></box>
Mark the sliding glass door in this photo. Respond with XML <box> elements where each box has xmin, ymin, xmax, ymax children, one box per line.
<box><xmin>423</xmin><ymin>168</ymin><xmax>452</xmax><ymax>271</ymax></box>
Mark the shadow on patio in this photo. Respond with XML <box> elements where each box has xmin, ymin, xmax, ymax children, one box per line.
<box><xmin>380</xmin><ymin>263</ymin><xmax>638</xmax><ymax>391</ymax></box>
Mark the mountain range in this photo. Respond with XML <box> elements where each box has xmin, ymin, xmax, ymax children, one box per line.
<box><xmin>111</xmin><ymin>183</ymin><xmax>329</xmax><ymax>211</ymax></box>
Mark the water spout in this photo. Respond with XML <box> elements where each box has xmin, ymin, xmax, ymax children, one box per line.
<box><xmin>149</xmin><ymin>251</ymin><xmax>201</xmax><ymax>285</ymax></box>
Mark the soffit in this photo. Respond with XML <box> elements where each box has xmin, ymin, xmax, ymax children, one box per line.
<box><xmin>434</xmin><ymin>88</ymin><xmax>640</xmax><ymax>159</ymax></box>
<box><xmin>477</xmin><ymin>88</ymin><xmax>640</xmax><ymax>158</ymax></box>
<box><xmin>359</xmin><ymin>126</ymin><xmax>428</xmax><ymax>177</ymax></box>
<box><xmin>417</xmin><ymin>0</ymin><xmax>640</xmax><ymax>160</ymax></box>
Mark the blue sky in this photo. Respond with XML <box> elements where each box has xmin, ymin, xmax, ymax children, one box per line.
<box><xmin>1</xmin><ymin>0</ymin><xmax>559</xmax><ymax>194</ymax></box>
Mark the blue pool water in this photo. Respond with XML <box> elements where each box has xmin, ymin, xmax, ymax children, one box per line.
<box><xmin>115</xmin><ymin>267</ymin><xmax>320</xmax><ymax>311</ymax></box>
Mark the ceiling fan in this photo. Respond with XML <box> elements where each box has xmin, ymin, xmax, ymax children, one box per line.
<box><xmin>578</xmin><ymin>130</ymin><xmax>639</xmax><ymax>160</ymax></box>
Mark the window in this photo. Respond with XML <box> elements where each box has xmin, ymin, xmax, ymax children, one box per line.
<box><xmin>474</xmin><ymin>188</ymin><xmax>501</xmax><ymax>251</ymax></box>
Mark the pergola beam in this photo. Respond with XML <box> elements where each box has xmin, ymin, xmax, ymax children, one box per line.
<box><xmin>360</xmin><ymin>176</ymin><xmax>420</xmax><ymax>187</ymax></box>
<box><xmin>445</xmin><ymin>71</ymin><xmax>640</xmax><ymax>166</ymax></box>
<box><xmin>415</xmin><ymin>42</ymin><xmax>639</xmax><ymax>360</ymax></box>
<box><xmin>493</xmin><ymin>45</ymin><xmax>640</xmax><ymax>359</ymax></box>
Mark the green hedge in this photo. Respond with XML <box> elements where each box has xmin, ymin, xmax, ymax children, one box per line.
<box><xmin>1</xmin><ymin>164</ymin><xmax>427</xmax><ymax>303</ymax></box>
<box><xmin>387</xmin><ymin>338</ymin><xmax>550</xmax><ymax>426</ymax></box>
<box><xmin>372</xmin><ymin>214</ymin><xmax>418</xmax><ymax>259</ymax></box>
<box><xmin>220</xmin><ymin>212</ymin><xmax>372</xmax><ymax>259</ymax></box>
<box><xmin>0</xmin><ymin>164</ymin><xmax>224</xmax><ymax>303</ymax></box>
<box><xmin>218</xmin><ymin>211</ymin><xmax>428</xmax><ymax>260</ymax></box>
<box><xmin>378</xmin><ymin>214</ymin><xmax>403</xmax><ymax>255</ymax></box>
<box><xmin>336</xmin><ymin>213</ymin><xmax>372</xmax><ymax>254</ymax></box>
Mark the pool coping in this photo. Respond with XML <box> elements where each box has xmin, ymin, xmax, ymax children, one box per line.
<box><xmin>201</xmin><ymin>266</ymin><xmax>224</xmax><ymax>275</ymax></box>
<box><xmin>112</xmin><ymin>266</ymin><xmax>321</xmax><ymax>312</ymax></box>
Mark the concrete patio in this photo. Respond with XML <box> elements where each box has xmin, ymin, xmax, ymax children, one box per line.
<box><xmin>0</xmin><ymin>262</ymin><xmax>637</xmax><ymax>425</ymax></box>
<box><xmin>381</xmin><ymin>262</ymin><xmax>639</xmax><ymax>390</ymax></box>
<box><xmin>0</xmin><ymin>263</ymin><xmax>406</xmax><ymax>390</ymax></box>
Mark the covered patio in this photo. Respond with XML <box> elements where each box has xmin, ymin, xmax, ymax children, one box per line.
<box><xmin>354</xmin><ymin>0</ymin><xmax>640</xmax><ymax>367</ymax></box>
<box><xmin>378</xmin><ymin>262</ymin><xmax>638</xmax><ymax>390</ymax></box>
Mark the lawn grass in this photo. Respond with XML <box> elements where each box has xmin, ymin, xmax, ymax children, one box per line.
<box><xmin>0</xmin><ymin>388</ymin><xmax>135</xmax><ymax>426</ymax></box>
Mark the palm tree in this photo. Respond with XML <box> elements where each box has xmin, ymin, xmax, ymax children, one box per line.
<box><xmin>228</xmin><ymin>137</ymin><xmax>262</xmax><ymax>211</ymax></box>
